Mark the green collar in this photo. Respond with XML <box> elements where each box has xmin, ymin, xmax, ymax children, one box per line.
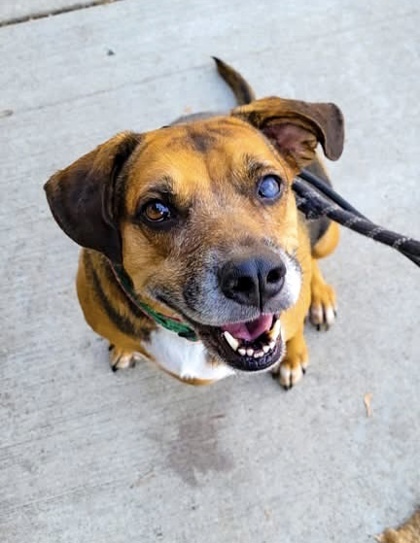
<box><xmin>110</xmin><ymin>263</ymin><xmax>198</xmax><ymax>341</ymax></box>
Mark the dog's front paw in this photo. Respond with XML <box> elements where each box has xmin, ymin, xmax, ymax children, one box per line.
<box><xmin>109</xmin><ymin>344</ymin><xmax>142</xmax><ymax>372</ymax></box>
<box><xmin>309</xmin><ymin>265</ymin><xmax>337</xmax><ymax>331</ymax></box>
<box><xmin>272</xmin><ymin>331</ymin><xmax>308</xmax><ymax>389</ymax></box>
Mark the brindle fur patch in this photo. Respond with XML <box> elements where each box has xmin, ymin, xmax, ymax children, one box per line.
<box><xmin>186</xmin><ymin>127</ymin><xmax>217</xmax><ymax>154</ymax></box>
<box><xmin>82</xmin><ymin>250</ymin><xmax>154</xmax><ymax>343</ymax></box>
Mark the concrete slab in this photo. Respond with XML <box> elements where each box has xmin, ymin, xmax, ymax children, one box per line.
<box><xmin>1</xmin><ymin>1</ymin><xmax>419</xmax><ymax>542</ymax></box>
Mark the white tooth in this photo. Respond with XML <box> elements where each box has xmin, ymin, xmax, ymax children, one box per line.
<box><xmin>238</xmin><ymin>348</ymin><xmax>246</xmax><ymax>356</ymax></box>
<box><xmin>268</xmin><ymin>319</ymin><xmax>282</xmax><ymax>340</ymax></box>
<box><xmin>269</xmin><ymin>341</ymin><xmax>276</xmax><ymax>351</ymax></box>
<box><xmin>263</xmin><ymin>345</ymin><xmax>270</xmax><ymax>354</ymax></box>
<box><xmin>246</xmin><ymin>348</ymin><xmax>254</xmax><ymax>357</ymax></box>
<box><xmin>253</xmin><ymin>350</ymin><xmax>264</xmax><ymax>358</ymax></box>
<box><xmin>223</xmin><ymin>331</ymin><xmax>239</xmax><ymax>351</ymax></box>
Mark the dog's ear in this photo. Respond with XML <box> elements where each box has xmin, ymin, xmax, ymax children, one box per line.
<box><xmin>232</xmin><ymin>97</ymin><xmax>344</xmax><ymax>168</ymax></box>
<box><xmin>44</xmin><ymin>131</ymin><xmax>141</xmax><ymax>263</ymax></box>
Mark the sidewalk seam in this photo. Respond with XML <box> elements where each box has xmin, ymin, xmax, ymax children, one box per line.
<box><xmin>0</xmin><ymin>0</ymin><xmax>124</xmax><ymax>28</ymax></box>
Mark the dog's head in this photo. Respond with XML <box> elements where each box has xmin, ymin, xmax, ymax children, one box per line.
<box><xmin>45</xmin><ymin>97</ymin><xmax>344</xmax><ymax>372</ymax></box>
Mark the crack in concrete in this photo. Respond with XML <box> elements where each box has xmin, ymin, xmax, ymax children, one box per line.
<box><xmin>0</xmin><ymin>0</ymin><xmax>124</xmax><ymax>28</ymax></box>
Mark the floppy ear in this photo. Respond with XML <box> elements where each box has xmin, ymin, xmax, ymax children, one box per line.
<box><xmin>231</xmin><ymin>97</ymin><xmax>344</xmax><ymax>167</ymax></box>
<box><xmin>44</xmin><ymin>131</ymin><xmax>141</xmax><ymax>263</ymax></box>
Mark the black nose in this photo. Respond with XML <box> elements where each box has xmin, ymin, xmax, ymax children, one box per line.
<box><xmin>219</xmin><ymin>254</ymin><xmax>286</xmax><ymax>308</ymax></box>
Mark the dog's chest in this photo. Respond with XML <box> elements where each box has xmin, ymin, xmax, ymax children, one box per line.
<box><xmin>144</xmin><ymin>327</ymin><xmax>235</xmax><ymax>383</ymax></box>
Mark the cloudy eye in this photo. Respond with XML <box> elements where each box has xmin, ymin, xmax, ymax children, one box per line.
<box><xmin>257</xmin><ymin>175</ymin><xmax>283</xmax><ymax>201</ymax></box>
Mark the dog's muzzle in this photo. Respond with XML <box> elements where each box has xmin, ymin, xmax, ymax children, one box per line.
<box><xmin>178</xmin><ymin>249</ymin><xmax>300</xmax><ymax>372</ymax></box>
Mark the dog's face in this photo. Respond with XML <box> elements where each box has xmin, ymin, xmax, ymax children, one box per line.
<box><xmin>121</xmin><ymin>117</ymin><xmax>302</xmax><ymax>371</ymax></box>
<box><xmin>45</xmin><ymin>97</ymin><xmax>344</xmax><ymax>372</ymax></box>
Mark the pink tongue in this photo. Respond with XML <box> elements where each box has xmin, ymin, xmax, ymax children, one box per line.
<box><xmin>221</xmin><ymin>315</ymin><xmax>273</xmax><ymax>341</ymax></box>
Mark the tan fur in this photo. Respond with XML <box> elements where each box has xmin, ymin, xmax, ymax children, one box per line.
<box><xmin>78</xmin><ymin>119</ymin><xmax>310</xmax><ymax>379</ymax></box>
<box><xmin>312</xmin><ymin>221</ymin><xmax>340</xmax><ymax>259</ymax></box>
<box><xmin>74</xmin><ymin>120</ymin><xmax>336</xmax><ymax>384</ymax></box>
<box><xmin>377</xmin><ymin>509</ymin><xmax>420</xmax><ymax>543</ymax></box>
<box><xmin>121</xmin><ymin>119</ymin><xmax>301</xmax><ymax>300</ymax></box>
<box><xmin>45</xmin><ymin>59</ymin><xmax>345</xmax><ymax>387</ymax></box>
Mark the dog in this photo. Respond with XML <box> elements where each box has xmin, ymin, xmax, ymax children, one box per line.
<box><xmin>44</xmin><ymin>58</ymin><xmax>344</xmax><ymax>389</ymax></box>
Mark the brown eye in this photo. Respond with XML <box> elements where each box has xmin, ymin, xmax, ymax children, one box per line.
<box><xmin>143</xmin><ymin>200</ymin><xmax>171</xmax><ymax>222</ymax></box>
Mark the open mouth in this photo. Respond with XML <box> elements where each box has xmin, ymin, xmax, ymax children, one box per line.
<box><xmin>196</xmin><ymin>313</ymin><xmax>284</xmax><ymax>372</ymax></box>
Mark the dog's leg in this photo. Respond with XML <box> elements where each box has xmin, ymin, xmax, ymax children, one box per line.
<box><xmin>85</xmin><ymin>307</ymin><xmax>146</xmax><ymax>372</ymax></box>
<box><xmin>309</xmin><ymin>221</ymin><xmax>339</xmax><ymax>330</ymax></box>
<box><xmin>274</xmin><ymin>221</ymin><xmax>339</xmax><ymax>388</ymax></box>
<box><xmin>273</xmin><ymin>326</ymin><xmax>309</xmax><ymax>389</ymax></box>
<box><xmin>107</xmin><ymin>339</ymin><xmax>145</xmax><ymax>372</ymax></box>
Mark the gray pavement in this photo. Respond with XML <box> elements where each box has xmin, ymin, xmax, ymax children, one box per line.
<box><xmin>1</xmin><ymin>1</ymin><xmax>419</xmax><ymax>542</ymax></box>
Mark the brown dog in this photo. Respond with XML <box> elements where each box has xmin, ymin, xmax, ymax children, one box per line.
<box><xmin>44</xmin><ymin>58</ymin><xmax>343</xmax><ymax>388</ymax></box>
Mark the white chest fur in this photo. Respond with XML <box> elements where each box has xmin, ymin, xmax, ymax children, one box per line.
<box><xmin>144</xmin><ymin>327</ymin><xmax>235</xmax><ymax>383</ymax></box>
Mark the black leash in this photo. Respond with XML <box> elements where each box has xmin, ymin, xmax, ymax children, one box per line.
<box><xmin>294</xmin><ymin>169</ymin><xmax>420</xmax><ymax>268</ymax></box>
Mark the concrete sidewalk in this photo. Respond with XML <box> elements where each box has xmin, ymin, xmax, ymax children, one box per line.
<box><xmin>1</xmin><ymin>1</ymin><xmax>419</xmax><ymax>542</ymax></box>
